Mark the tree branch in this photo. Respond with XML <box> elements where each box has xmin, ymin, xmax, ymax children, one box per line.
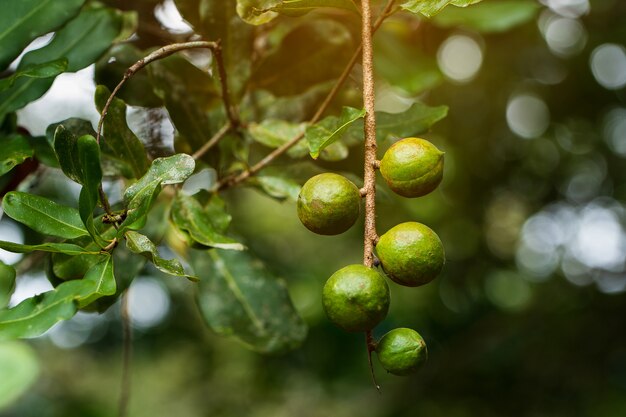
<box><xmin>217</xmin><ymin>0</ymin><xmax>396</xmax><ymax>191</ymax></box>
<box><xmin>192</xmin><ymin>122</ymin><xmax>231</xmax><ymax>160</ymax></box>
<box><xmin>361</xmin><ymin>0</ymin><xmax>378</xmax><ymax>269</ymax></box>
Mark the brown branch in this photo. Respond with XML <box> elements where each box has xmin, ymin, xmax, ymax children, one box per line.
<box><xmin>361</xmin><ymin>0</ymin><xmax>378</xmax><ymax>269</ymax></box>
<box><xmin>192</xmin><ymin>122</ymin><xmax>232</xmax><ymax>160</ymax></box>
<box><xmin>97</xmin><ymin>41</ymin><xmax>220</xmax><ymax>145</ymax></box>
<box><xmin>217</xmin><ymin>0</ymin><xmax>396</xmax><ymax>191</ymax></box>
<box><xmin>117</xmin><ymin>290</ymin><xmax>133</xmax><ymax>417</ymax></box>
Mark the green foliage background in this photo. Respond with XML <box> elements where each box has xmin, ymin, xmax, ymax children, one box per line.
<box><xmin>1</xmin><ymin>0</ymin><xmax>626</xmax><ymax>416</ymax></box>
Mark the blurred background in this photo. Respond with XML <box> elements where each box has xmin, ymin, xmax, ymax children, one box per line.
<box><xmin>2</xmin><ymin>0</ymin><xmax>626</xmax><ymax>416</ymax></box>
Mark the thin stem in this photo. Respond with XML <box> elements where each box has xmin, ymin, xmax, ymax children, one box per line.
<box><xmin>97</xmin><ymin>41</ymin><xmax>220</xmax><ymax>145</ymax></box>
<box><xmin>217</xmin><ymin>0</ymin><xmax>396</xmax><ymax>191</ymax></box>
<box><xmin>192</xmin><ymin>122</ymin><xmax>231</xmax><ymax>160</ymax></box>
<box><xmin>366</xmin><ymin>330</ymin><xmax>381</xmax><ymax>392</ymax></box>
<box><xmin>213</xmin><ymin>46</ymin><xmax>240</xmax><ymax>128</ymax></box>
<box><xmin>117</xmin><ymin>291</ymin><xmax>133</xmax><ymax>417</ymax></box>
<box><xmin>98</xmin><ymin>185</ymin><xmax>114</xmax><ymax>217</ymax></box>
<box><xmin>361</xmin><ymin>0</ymin><xmax>378</xmax><ymax>268</ymax></box>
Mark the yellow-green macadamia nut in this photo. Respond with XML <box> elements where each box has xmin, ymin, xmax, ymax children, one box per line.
<box><xmin>297</xmin><ymin>173</ymin><xmax>360</xmax><ymax>235</ymax></box>
<box><xmin>380</xmin><ymin>138</ymin><xmax>444</xmax><ymax>198</ymax></box>
<box><xmin>376</xmin><ymin>222</ymin><xmax>445</xmax><ymax>287</ymax></box>
<box><xmin>322</xmin><ymin>264</ymin><xmax>390</xmax><ymax>332</ymax></box>
<box><xmin>376</xmin><ymin>328</ymin><xmax>428</xmax><ymax>376</ymax></box>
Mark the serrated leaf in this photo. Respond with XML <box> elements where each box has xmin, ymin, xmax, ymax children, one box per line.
<box><xmin>0</xmin><ymin>135</ymin><xmax>33</xmax><ymax>176</ymax></box>
<box><xmin>0</xmin><ymin>6</ymin><xmax>124</xmax><ymax>120</ymax></box>
<box><xmin>248</xmin><ymin>119</ymin><xmax>308</xmax><ymax>158</ymax></box>
<box><xmin>0</xmin><ymin>255</ymin><xmax>113</xmax><ymax>340</ymax></box>
<box><xmin>171</xmin><ymin>194</ymin><xmax>244</xmax><ymax>251</ymax></box>
<box><xmin>401</xmin><ymin>0</ymin><xmax>483</xmax><ymax>17</ymax></box>
<box><xmin>125</xmin><ymin>231</ymin><xmax>197</xmax><ymax>281</ymax></box>
<box><xmin>253</xmin><ymin>175</ymin><xmax>302</xmax><ymax>202</ymax></box>
<box><xmin>191</xmin><ymin>248</ymin><xmax>307</xmax><ymax>354</ymax></box>
<box><xmin>120</xmin><ymin>154</ymin><xmax>195</xmax><ymax>233</ymax></box>
<box><xmin>2</xmin><ymin>191</ymin><xmax>88</xmax><ymax>239</ymax></box>
<box><xmin>0</xmin><ymin>342</ymin><xmax>39</xmax><ymax>410</ymax></box>
<box><xmin>0</xmin><ymin>59</ymin><xmax>68</xmax><ymax>93</ymax></box>
<box><xmin>0</xmin><ymin>241</ymin><xmax>98</xmax><ymax>256</ymax></box>
<box><xmin>250</xmin><ymin>19</ymin><xmax>353</xmax><ymax>96</ymax></box>
<box><xmin>432</xmin><ymin>0</ymin><xmax>538</xmax><ymax>33</ymax></box>
<box><xmin>95</xmin><ymin>85</ymin><xmax>149</xmax><ymax>178</ymax></box>
<box><xmin>306</xmin><ymin>107</ymin><xmax>365</xmax><ymax>159</ymax></box>
<box><xmin>0</xmin><ymin>261</ymin><xmax>16</xmax><ymax>309</ymax></box>
<box><xmin>77</xmin><ymin>135</ymin><xmax>108</xmax><ymax>248</ymax></box>
<box><xmin>0</xmin><ymin>0</ymin><xmax>85</xmax><ymax>70</ymax></box>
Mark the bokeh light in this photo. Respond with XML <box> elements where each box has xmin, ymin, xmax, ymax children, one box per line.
<box><xmin>506</xmin><ymin>94</ymin><xmax>551</xmax><ymax>139</ymax></box>
<box><xmin>127</xmin><ymin>277</ymin><xmax>171</xmax><ymax>330</ymax></box>
<box><xmin>590</xmin><ymin>43</ymin><xmax>626</xmax><ymax>90</ymax></box>
<box><xmin>437</xmin><ymin>34</ymin><xmax>483</xmax><ymax>83</ymax></box>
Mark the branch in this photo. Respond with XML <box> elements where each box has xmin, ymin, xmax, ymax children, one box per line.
<box><xmin>361</xmin><ymin>0</ymin><xmax>378</xmax><ymax>269</ymax></box>
<box><xmin>192</xmin><ymin>122</ymin><xmax>232</xmax><ymax>160</ymax></box>
<box><xmin>217</xmin><ymin>0</ymin><xmax>396</xmax><ymax>190</ymax></box>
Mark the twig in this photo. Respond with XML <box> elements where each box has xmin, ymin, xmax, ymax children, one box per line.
<box><xmin>366</xmin><ymin>330</ymin><xmax>381</xmax><ymax>392</ymax></box>
<box><xmin>97</xmin><ymin>41</ymin><xmax>219</xmax><ymax>145</ymax></box>
<box><xmin>217</xmin><ymin>0</ymin><xmax>396</xmax><ymax>190</ymax></box>
<box><xmin>117</xmin><ymin>291</ymin><xmax>133</xmax><ymax>417</ymax></box>
<box><xmin>94</xmin><ymin>40</ymin><xmax>234</xmax><ymax>216</ymax></box>
<box><xmin>192</xmin><ymin>122</ymin><xmax>232</xmax><ymax>160</ymax></box>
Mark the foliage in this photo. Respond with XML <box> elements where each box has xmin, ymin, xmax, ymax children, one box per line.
<box><xmin>4</xmin><ymin>0</ymin><xmax>624</xmax><ymax>415</ymax></box>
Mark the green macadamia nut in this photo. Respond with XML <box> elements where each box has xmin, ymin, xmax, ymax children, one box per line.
<box><xmin>297</xmin><ymin>173</ymin><xmax>361</xmax><ymax>235</ymax></box>
<box><xmin>322</xmin><ymin>264</ymin><xmax>390</xmax><ymax>332</ymax></box>
<box><xmin>376</xmin><ymin>328</ymin><xmax>427</xmax><ymax>376</ymax></box>
<box><xmin>376</xmin><ymin>222</ymin><xmax>445</xmax><ymax>287</ymax></box>
<box><xmin>380</xmin><ymin>138</ymin><xmax>444</xmax><ymax>198</ymax></box>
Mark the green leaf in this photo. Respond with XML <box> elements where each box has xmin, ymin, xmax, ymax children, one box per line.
<box><xmin>125</xmin><ymin>231</ymin><xmax>197</xmax><ymax>281</ymax></box>
<box><xmin>0</xmin><ymin>6</ymin><xmax>124</xmax><ymax>119</ymax></box>
<box><xmin>0</xmin><ymin>241</ymin><xmax>98</xmax><ymax>256</ymax></box>
<box><xmin>0</xmin><ymin>0</ymin><xmax>85</xmax><ymax>70</ymax></box>
<box><xmin>306</xmin><ymin>107</ymin><xmax>365</xmax><ymax>159</ymax></box>
<box><xmin>0</xmin><ymin>255</ymin><xmax>113</xmax><ymax>340</ymax></box>
<box><xmin>376</xmin><ymin>102</ymin><xmax>449</xmax><ymax>141</ymax></box>
<box><xmin>120</xmin><ymin>154</ymin><xmax>195</xmax><ymax>232</ymax></box>
<box><xmin>149</xmin><ymin>55</ymin><xmax>221</xmax><ymax>152</ymax></box>
<box><xmin>2</xmin><ymin>191</ymin><xmax>89</xmax><ymax>239</ymax></box>
<box><xmin>174</xmin><ymin>0</ymin><xmax>253</xmax><ymax>101</ymax></box>
<box><xmin>95</xmin><ymin>44</ymin><xmax>162</xmax><ymax>107</ymax></box>
<box><xmin>94</xmin><ymin>85</ymin><xmax>149</xmax><ymax>178</ymax></box>
<box><xmin>0</xmin><ymin>58</ymin><xmax>68</xmax><ymax>93</ymax></box>
<box><xmin>250</xmin><ymin>19</ymin><xmax>353</xmax><ymax>96</ymax></box>
<box><xmin>0</xmin><ymin>135</ymin><xmax>33</xmax><ymax>176</ymax></box>
<box><xmin>401</xmin><ymin>0</ymin><xmax>483</xmax><ymax>17</ymax></box>
<box><xmin>432</xmin><ymin>0</ymin><xmax>539</xmax><ymax>33</ymax></box>
<box><xmin>236</xmin><ymin>0</ymin><xmax>356</xmax><ymax>24</ymax></box>
<box><xmin>52</xmin><ymin>125</ymin><xmax>84</xmax><ymax>184</ymax></box>
<box><xmin>191</xmin><ymin>248</ymin><xmax>307</xmax><ymax>354</ymax></box>
<box><xmin>346</xmin><ymin>102</ymin><xmax>449</xmax><ymax>142</ymax></box>
<box><xmin>253</xmin><ymin>175</ymin><xmax>302</xmax><ymax>202</ymax></box>
<box><xmin>77</xmin><ymin>135</ymin><xmax>108</xmax><ymax>248</ymax></box>
<box><xmin>0</xmin><ymin>262</ymin><xmax>16</xmax><ymax>309</ymax></box>
<box><xmin>75</xmin><ymin>255</ymin><xmax>116</xmax><ymax>308</ymax></box>
<box><xmin>171</xmin><ymin>194</ymin><xmax>244</xmax><ymax>251</ymax></box>
<box><xmin>0</xmin><ymin>342</ymin><xmax>39</xmax><ymax>410</ymax></box>
<box><xmin>248</xmin><ymin>119</ymin><xmax>308</xmax><ymax>158</ymax></box>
